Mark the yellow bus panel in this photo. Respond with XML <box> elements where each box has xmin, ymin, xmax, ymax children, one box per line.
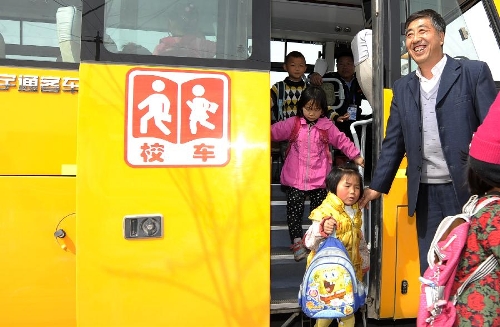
<box><xmin>0</xmin><ymin>67</ymin><xmax>78</xmax><ymax>176</ymax></box>
<box><xmin>76</xmin><ymin>63</ymin><xmax>270</xmax><ymax>327</ymax></box>
<box><xmin>377</xmin><ymin>89</ymin><xmax>419</xmax><ymax>318</ymax></box>
<box><xmin>0</xmin><ymin>176</ymin><xmax>76</xmax><ymax>327</ymax></box>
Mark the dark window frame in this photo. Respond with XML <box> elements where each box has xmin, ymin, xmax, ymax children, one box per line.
<box><xmin>80</xmin><ymin>0</ymin><xmax>270</xmax><ymax>71</ymax></box>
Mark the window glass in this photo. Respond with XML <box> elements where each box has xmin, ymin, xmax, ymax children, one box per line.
<box><xmin>400</xmin><ymin>0</ymin><xmax>500</xmax><ymax>80</ymax></box>
<box><xmin>270</xmin><ymin>71</ymin><xmax>288</xmax><ymax>87</ymax></box>
<box><xmin>23</xmin><ymin>22</ymin><xmax>60</xmax><ymax>47</ymax></box>
<box><xmin>105</xmin><ymin>0</ymin><xmax>253</xmax><ymax>60</ymax></box>
<box><xmin>270</xmin><ymin>41</ymin><xmax>285</xmax><ymax>62</ymax></box>
<box><xmin>0</xmin><ymin>0</ymin><xmax>82</xmax><ymax>62</ymax></box>
<box><xmin>286</xmin><ymin>42</ymin><xmax>322</xmax><ymax>65</ymax></box>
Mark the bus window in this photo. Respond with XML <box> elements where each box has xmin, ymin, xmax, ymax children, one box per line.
<box><xmin>270</xmin><ymin>40</ymin><xmax>322</xmax><ymax>86</ymax></box>
<box><xmin>0</xmin><ymin>0</ymin><xmax>82</xmax><ymax>63</ymax></box>
<box><xmin>104</xmin><ymin>0</ymin><xmax>253</xmax><ymax>60</ymax></box>
<box><xmin>400</xmin><ymin>0</ymin><xmax>500</xmax><ymax>80</ymax></box>
<box><xmin>286</xmin><ymin>41</ymin><xmax>323</xmax><ymax>65</ymax></box>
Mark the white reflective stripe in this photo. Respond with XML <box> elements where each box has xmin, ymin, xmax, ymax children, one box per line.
<box><xmin>453</xmin><ymin>254</ymin><xmax>498</xmax><ymax>304</ymax></box>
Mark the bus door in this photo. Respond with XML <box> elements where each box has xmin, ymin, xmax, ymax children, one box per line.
<box><xmin>77</xmin><ymin>1</ymin><xmax>270</xmax><ymax>326</ymax></box>
<box><xmin>0</xmin><ymin>1</ymin><xmax>81</xmax><ymax>326</ymax></box>
<box><xmin>369</xmin><ymin>0</ymin><xmax>500</xmax><ymax>320</ymax></box>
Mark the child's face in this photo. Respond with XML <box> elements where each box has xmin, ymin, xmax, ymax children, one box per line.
<box><xmin>336</xmin><ymin>174</ymin><xmax>361</xmax><ymax>206</ymax></box>
<box><xmin>283</xmin><ymin>57</ymin><xmax>307</xmax><ymax>81</ymax></box>
<box><xmin>302</xmin><ymin>100</ymin><xmax>323</xmax><ymax>121</ymax></box>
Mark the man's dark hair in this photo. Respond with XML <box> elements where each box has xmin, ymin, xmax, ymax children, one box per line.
<box><xmin>405</xmin><ymin>9</ymin><xmax>446</xmax><ymax>34</ymax></box>
<box><xmin>284</xmin><ymin>51</ymin><xmax>305</xmax><ymax>64</ymax></box>
<box><xmin>467</xmin><ymin>165</ymin><xmax>494</xmax><ymax>195</ymax></box>
<box><xmin>335</xmin><ymin>49</ymin><xmax>354</xmax><ymax>61</ymax></box>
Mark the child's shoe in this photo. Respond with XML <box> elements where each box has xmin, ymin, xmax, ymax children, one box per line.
<box><xmin>291</xmin><ymin>237</ymin><xmax>308</xmax><ymax>262</ymax></box>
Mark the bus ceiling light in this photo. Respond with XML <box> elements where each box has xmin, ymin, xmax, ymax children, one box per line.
<box><xmin>334</xmin><ymin>26</ymin><xmax>351</xmax><ymax>33</ymax></box>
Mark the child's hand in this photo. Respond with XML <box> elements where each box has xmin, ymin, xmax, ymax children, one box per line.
<box><xmin>353</xmin><ymin>156</ymin><xmax>364</xmax><ymax>168</ymax></box>
<box><xmin>321</xmin><ymin>217</ymin><xmax>337</xmax><ymax>235</ymax></box>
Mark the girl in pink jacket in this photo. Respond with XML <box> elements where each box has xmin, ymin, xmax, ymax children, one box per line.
<box><xmin>271</xmin><ymin>86</ymin><xmax>364</xmax><ymax>261</ymax></box>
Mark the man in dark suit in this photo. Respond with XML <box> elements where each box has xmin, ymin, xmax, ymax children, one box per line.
<box><xmin>358</xmin><ymin>9</ymin><xmax>497</xmax><ymax>274</ymax></box>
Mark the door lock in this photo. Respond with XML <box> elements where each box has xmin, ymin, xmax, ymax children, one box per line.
<box><xmin>123</xmin><ymin>214</ymin><xmax>163</xmax><ymax>239</ymax></box>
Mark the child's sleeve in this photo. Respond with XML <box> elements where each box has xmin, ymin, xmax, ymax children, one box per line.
<box><xmin>303</xmin><ymin>221</ymin><xmax>323</xmax><ymax>251</ymax></box>
<box><xmin>359</xmin><ymin>232</ymin><xmax>370</xmax><ymax>274</ymax></box>
<box><xmin>327</xmin><ymin>123</ymin><xmax>361</xmax><ymax>160</ymax></box>
<box><xmin>271</xmin><ymin>117</ymin><xmax>293</xmax><ymax>142</ymax></box>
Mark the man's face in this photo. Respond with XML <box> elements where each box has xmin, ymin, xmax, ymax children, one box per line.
<box><xmin>336</xmin><ymin>56</ymin><xmax>355</xmax><ymax>81</ymax></box>
<box><xmin>405</xmin><ymin>17</ymin><xmax>444</xmax><ymax>68</ymax></box>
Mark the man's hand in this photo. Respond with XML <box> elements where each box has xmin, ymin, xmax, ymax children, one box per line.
<box><xmin>359</xmin><ymin>188</ymin><xmax>382</xmax><ymax>209</ymax></box>
<box><xmin>336</xmin><ymin>112</ymin><xmax>350</xmax><ymax>123</ymax></box>
<box><xmin>309</xmin><ymin>72</ymin><xmax>323</xmax><ymax>86</ymax></box>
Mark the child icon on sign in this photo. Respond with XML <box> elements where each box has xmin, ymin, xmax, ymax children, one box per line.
<box><xmin>138</xmin><ymin>80</ymin><xmax>172</xmax><ymax>135</ymax></box>
<box><xmin>186</xmin><ymin>84</ymin><xmax>219</xmax><ymax>134</ymax></box>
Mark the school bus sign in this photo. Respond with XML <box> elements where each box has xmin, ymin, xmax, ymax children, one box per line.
<box><xmin>125</xmin><ymin>68</ymin><xmax>231</xmax><ymax>167</ymax></box>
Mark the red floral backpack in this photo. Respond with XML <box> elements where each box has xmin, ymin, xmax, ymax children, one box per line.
<box><xmin>416</xmin><ymin>195</ymin><xmax>499</xmax><ymax>327</ymax></box>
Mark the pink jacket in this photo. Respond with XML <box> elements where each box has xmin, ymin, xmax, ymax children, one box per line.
<box><xmin>271</xmin><ymin>116</ymin><xmax>360</xmax><ymax>190</ymax></box>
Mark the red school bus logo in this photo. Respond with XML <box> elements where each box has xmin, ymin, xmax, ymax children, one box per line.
<box><xmin>125</xmin><ymin>68</ymin><xmax>230</xmax><ymax>167</ymax></box>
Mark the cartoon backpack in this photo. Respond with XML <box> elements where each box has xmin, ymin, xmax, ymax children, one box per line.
<box><xmin>417</xmin><ymin>195</ymin><xmax>500</xmax><ymax>327</ymax></box>
<box><xmin>299</xmin><ymin>234</ymin><xmax>366</xmax><ymax>319</ymax></box>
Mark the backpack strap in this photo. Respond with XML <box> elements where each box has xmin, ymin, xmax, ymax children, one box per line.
<box><xmin>427</xmin><ymin>195</ymin><xmax>499</xmax><ymax>268</ymax></box>
<box><xmin>285</xmin><ymin>116</ymin><xmax>301</xmax><ymax>158</ymax></box>
<box><xmin>471</xmin><ymin>196</ymin><xmax>500</xmax><ymax>215</ymax></box>
<box><xmin>427</xmin><ymin>212</ymin><xmax>470</xmax><ymax>267</ymax></box>
<box><xmin>452</xmin><ymin>254</ymin><xmax>498</xmax><ymax>304</ymax></box>
<box><xmin>451</xmin><ymin>196</ymin><xmax>500</xmax><ymax>303</ymax></box>
<box><xmin>277</xmin><ymin>81</ymin><xmax>285</xmax><ymax>121</ymax></box>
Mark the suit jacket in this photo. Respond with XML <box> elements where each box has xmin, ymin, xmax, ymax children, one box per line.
<box><xmin>370</xmin><ymin>55</ymin><xmax>497</xmax><ymax>216</ymax></box>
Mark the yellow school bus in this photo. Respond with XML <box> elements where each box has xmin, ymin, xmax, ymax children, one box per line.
<box><xmin>1</xmin><ymin>0</ymin><xmax>499</xmax><ymax>326</ymax></box>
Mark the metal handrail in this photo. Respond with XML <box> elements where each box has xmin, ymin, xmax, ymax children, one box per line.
<box><xmin>306</xmin><ymin>76</ymin><xmax>345</xmax><ymax>110</ymax></box>
<box><xmin>321</xmin><ymin>77</ymin><xmax>345</xmax><ymax>111</ymax></box>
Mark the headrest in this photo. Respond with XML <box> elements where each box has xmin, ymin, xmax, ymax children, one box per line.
<box><xmin>313</xmin><ymin>58</ymin><xmax>328</xmax><ymax>76</ymax></box>
<box><xmin>0</xmin><ymin>33</ymin><xmax>5</xmax><ymax>58</ymax></box>
<box><xmin>351</xmin><ymin>29</ymin><xmax>372</xmax><ymax>67</ymax></box>
<box><xmin>56</xmin><ymin>6</ymin><xmax>82</xmax><ymax>62</ymax></box>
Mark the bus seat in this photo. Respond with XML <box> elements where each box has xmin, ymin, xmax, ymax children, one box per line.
<box><xmin>0</xmin><ymin>32</ymin><xmax>5</xmax><ymax>58</ymax></box>
<box><xmin>56</xmin><ymin>6</ymin><xmax>82</xmax><ymax>63</ymax></box>
<box><xmin>351</xmin><ymin>29</ymin><xmax>373</xmax><ymax>108</ymax></box>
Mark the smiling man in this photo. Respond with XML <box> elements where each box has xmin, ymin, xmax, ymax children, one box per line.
<box><xmin>358</xmin><ymin>9</ymin><xmax>498</xmax><ymax>274</ymax></box>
